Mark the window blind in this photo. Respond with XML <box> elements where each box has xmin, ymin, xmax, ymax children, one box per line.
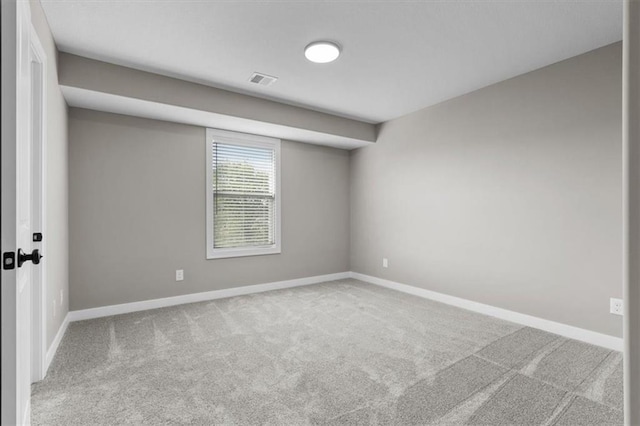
<box><xmin>212</xmin><ymin>142</ymin><xmax>276</xmax><ymax>249</ymax></box>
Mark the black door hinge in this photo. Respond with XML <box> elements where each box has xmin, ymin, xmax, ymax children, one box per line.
<box><xmin>3</xmin><ymin>252</ymin><xmax>16</xmax><ymax>270</ymax></box>
<box><xmin>33</xmin><ymin>233</ymin><xmax>43</xmax><ymax>242</ymax></box>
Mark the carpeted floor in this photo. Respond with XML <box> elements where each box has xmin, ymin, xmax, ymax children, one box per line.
<box><xmin>32</xmin><ymin>279</ymin><xmax>623</xmax><ymax>425</ymax></box>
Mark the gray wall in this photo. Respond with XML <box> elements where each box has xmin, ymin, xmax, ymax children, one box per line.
<box><xmin>350</xmin><ymin>43</ymin><xmax>623</xmax><ymax>337</ymax></box>
<box><xmin>69</xmin><ymin>109</ymin><xmax>350</xmax><ymax>310</ymax></box>
<box><xmin>69</xmin><ymin>43</ymin><xmax>623</xmax><ymax>338</ymax></box>
<box><xmin>31</xmin><ymin>1</ymin><xmax>69</xmax><ymax>348</ymax></box>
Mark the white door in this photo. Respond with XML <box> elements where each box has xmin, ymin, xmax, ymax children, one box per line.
<box><xmin>1</xmin><ymin>1</ymin><xmax>38</xmax><ymax>424</ymax></box>
<box><xmin>16</xmin><ymin>1</ymin><xmax>35</xmax><ymax>423</ymax></box>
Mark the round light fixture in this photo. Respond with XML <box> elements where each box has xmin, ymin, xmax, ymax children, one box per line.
<box><xmin>304</xmin><ymin>41</ymin><xmax>341</xmax><ymax>64</ymax></box>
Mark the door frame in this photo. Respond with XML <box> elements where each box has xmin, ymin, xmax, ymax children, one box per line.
<box><xmin>623</xmin><ymin>1</ymin><xmax>640</xmax><ymax>424</ymax></box>
<box><xmin>29</xmin><ymin>20</ymin><xmax>48</xmax><ymax>385</ymax></box>
<box><xmin>0</xmin><ymin>0</ymin><xmax>20</xmax><ymax>423</ymax></box>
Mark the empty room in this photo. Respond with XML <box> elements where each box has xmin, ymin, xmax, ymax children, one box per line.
<box><xmin>2</xmin><ymin>0</ymin><xmax>639</xmax><ymax>425</ymax></box>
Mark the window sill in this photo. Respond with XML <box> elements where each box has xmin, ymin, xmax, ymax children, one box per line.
<box><xmin>206</xmin><ymin>246</ymin><xmax>281</xmax><ymax>260</ymax></box>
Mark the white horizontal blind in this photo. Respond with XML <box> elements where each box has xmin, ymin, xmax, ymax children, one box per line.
<box><xmin>212</xmin><ymin>142</ymin><xmax>276</xmax><ymax>249</ymax></box>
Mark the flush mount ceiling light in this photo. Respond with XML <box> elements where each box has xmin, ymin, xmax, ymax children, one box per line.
<box><xmin>304</xmin><ymin>41</ymin><xmax>341</xmax><ymax>64</ymax></box>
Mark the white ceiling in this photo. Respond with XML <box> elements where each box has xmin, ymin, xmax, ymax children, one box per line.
<box><xmin>40</xmin><ymin>0</ymin><xmax>622</xmax><ymax>124</ymax></box>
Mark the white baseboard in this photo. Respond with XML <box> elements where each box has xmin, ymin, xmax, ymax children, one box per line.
<box><xmin>64</xmin><ymin>270</ymin><xmax>622</xmax><ymax>352</ymax></box>
<box><xmin>350</xmin><ymin>272</ymin><xmax>623</xmax><ymax>352</ymax></box>
<box><xmin>45</xmin><ymin>312</ymin><xmax>70</xmax><ymax>374</ymax></box>
<box><xmin>68</xmin><ymin>272</ymin><xmax>351</xmax><ymax>322</ymax></box>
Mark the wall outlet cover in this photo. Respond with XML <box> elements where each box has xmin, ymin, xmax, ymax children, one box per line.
<box><xmin>610</xmin><ymin>298</ymin><xmax>623</xmax><ymax>316</ymax></box>
<box><xmin>382</xmin><ymin>258</ymin><xmax>389</xmax><ymax>268</ymax></box>
<box><xmin>176</xmin><ymin>269</ymin><xmax>184</xmax><ymax>281</ymax></box>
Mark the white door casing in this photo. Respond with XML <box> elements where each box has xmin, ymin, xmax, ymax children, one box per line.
<box><xmin>29</xmin><ymin>21</ymin><xmax>48</xmax><ymax>385</ymax></box>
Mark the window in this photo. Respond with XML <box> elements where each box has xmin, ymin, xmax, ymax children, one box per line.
<box><xmin>206</xmin><ymin>129</ymin><xmax>281</xmax><ymax>259</ymax></box>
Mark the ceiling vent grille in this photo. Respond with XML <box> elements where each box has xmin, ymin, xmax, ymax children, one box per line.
<box><xmin>249</xmin><ymin>72</ymin><xmax>278</xmax><ymax>87</ymax></box>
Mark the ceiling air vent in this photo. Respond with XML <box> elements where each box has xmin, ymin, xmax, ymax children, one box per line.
<box><xmin>249</xmin><ymin>72</ymin><xmax>278</xmax><ymax>87</ymax></box>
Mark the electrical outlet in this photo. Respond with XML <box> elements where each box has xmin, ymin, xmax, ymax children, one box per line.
<box><xmin>610</xmin><ymin>298</ymin><xmax>623</xmax><ymax>316</ymax></box>
<box><xmin>382</xmin><ymin>258</ymin><xmax>389</xmax><ymax>268</ymax></box>
<box><xmin>60</xmin><ymin>289</ymin><xmax>63</xmax><ymax>305</ymax></box>
<box><xmin>176</xmin><ymin>269</ymin><xmax>184</xmax><ymax>281</ymax></box>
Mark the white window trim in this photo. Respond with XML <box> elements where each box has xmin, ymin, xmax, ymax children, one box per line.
<box><xmin>206</xmin><ymin>128</ymin><xmax>281</xmax><ymax>259</ymax></box>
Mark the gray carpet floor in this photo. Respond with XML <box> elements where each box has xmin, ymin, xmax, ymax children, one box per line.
<box><xmin>32</xmin><ymin>279</ymin><xmax>623</xmax><ymax>425</ymax></box>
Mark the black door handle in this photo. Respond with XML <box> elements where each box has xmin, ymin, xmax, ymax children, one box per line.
<box><xmin>17</xmin><ymin>248</ymin><xmax>42</xmax><ymax>268</ymax></box>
